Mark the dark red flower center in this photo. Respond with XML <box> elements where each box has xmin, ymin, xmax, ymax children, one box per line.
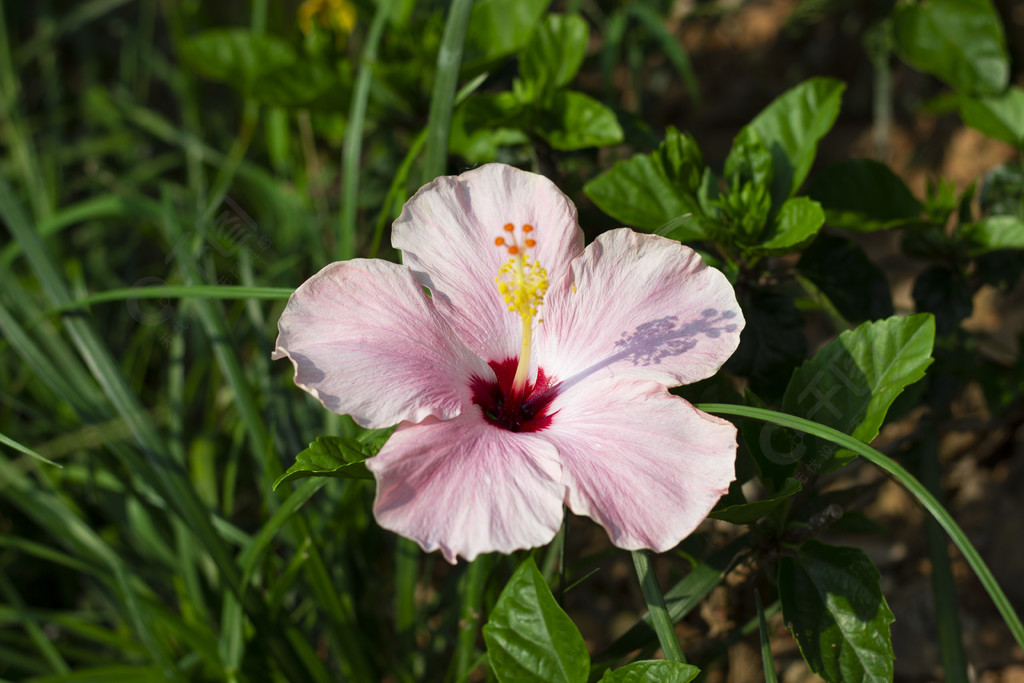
<box><xmin>470</xmin><ymin>358</ymin><xmax>557</xmax><ymax>432</ymax></box>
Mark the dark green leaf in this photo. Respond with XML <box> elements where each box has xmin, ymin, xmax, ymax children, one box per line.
<box><xmin>781</xmin><ymin>315</ymin><xmax>935</xmax><ymax>471</ymax></box>
<box><xmin>808</xmin><ymin>159</ymin><xmax>924</xmax><ymax>232</ymax></box>
<box><xmin>462</xmin><ymin>0</ymin><xmax>552</xmax><ymax>74</ymax></box>
<box><xmin>583</xmin><ymin>128</ymin><xmax>706</xmax><ymax>234</ymax></box>
<box><xmin>959</xmin><ymin>87</ymin><xmax>1024</xmax><ymax>146</ymax></box>
<box><xmin>797</xmin><ymin>234</ymin><xmax>894</xmax><ymax>323</ymax></box>
<box><xmin>520</xmin><ymin>14</ymin><xmax>588</xmax><ymax>94</ymax></box>
<box><xmin>599</xmin><ymin>660</ymin><xmax>700</xmax><ymax>683</ymax></box>
<box><xmin>536</xmin><ymin>91</ymin><xmax>623</xmax><ymax>151</ymax></box>
<box><xmin>779</xmin><ymin>541</ymin><xmax>894</xmax><ymax>683</ymax></box>
<box><xmin>912</xmin><ymin>267</ymin><xmax>972</xmax><ymax>335</ymax></box>
<box><xmin>710</xmin><ymin>476</ymin><xmax>802</xmax><ymax>524</ymax></box>
<box><xmin>727</xmin><ymin>290</ymin><xmax>807</xmax><ymax>401</ymax></box>
<box><xmin>180</xmin><ymin>29</ymin><xmax>296</xmax><ymax>92</ymax></box>
<box><xmin>892</xmin><ymin>0</ymin><xmax>1008</xmax><ymax>96</ymax></box>
<box><xmin>748</xmin><ymin>78</ymin><xmax>845</xmax><ymax>204</ymax></box>
<box><xmin>759</xmin><ymin>197</ymin><xmax>824</xmax><ymax>251</ymax></box>
<box><xmin>980</xmin><ymin>162</ymin><xmax>1024</xmax><ymax>217</ymax></box>
<box><xmin>483</xmin><ymin>557</ymin><xmax>589</xmax><ymax>683</ymax></box>
<box><xmin>273</xmin><ymin>436</ymin><xmax>377</xmax><ymax>490</ymax></box>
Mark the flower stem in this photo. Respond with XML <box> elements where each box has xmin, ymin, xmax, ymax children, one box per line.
<box><xmin>631</xmin><ymin>550</ymin><xmax>686</xmax><ymax>662</ymax></box>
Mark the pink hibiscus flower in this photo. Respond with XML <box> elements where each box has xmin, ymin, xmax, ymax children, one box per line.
<box><xmin>273</xmin><ymin>164</ymin><xmax>744</xmax><ymax>563</ymax></box>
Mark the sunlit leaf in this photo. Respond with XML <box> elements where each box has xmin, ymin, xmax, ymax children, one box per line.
<box><xmin>584</xmin><ymin>128</ymin><xmax>707</xmax><ymax>234</ymax></box>
<box><xmin>892</xmin><ymin>0</ymin><xmax>1008</xmax><ymax>96</ymax></box>
<box><xmin>536</xmin><ymin>91</ymin><xmax>623</xmax><ymax>151</ymax></box>
<box><xmin>959</xmin><ymin>87</ymin><xmax>1024</xmax><ymax>147</ymax></box>
<box><xmin>779</xmin><ymin>541</ymin><xmax>894</xmax><ymax>683</ymax></box>
<box><xmin>483</xmin><ymin>557</ymin><xmax>589</xmax><ymax>683</ymax></box>
<box><xmin>747</xmin><ymin>78</ymin><xmax>845</xmax><ymax>205</ymax></box>
<box><xmin>273</xmin><ymin>436</ymin><xmax>378</xmax><ymax>490</ymax></box>
<box><xmin>781</xmin><ymin>315</ymin><xmax>935</xmax><ymax>471</ymax></box>
<box><xmin>520</xmin><ymin>14</ymin><xmax>588</xmax><ymax>93</ymax></box>
<box><xmin>599</xmin><ymin>660</ymin><xmax>700</xmax><ymax>682</ymax></box>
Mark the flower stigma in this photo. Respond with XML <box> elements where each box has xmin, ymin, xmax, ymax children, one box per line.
<box><xmin>494</xmin><ymin>223</ymin><xmax>548</xmax><ymax>397</ymax></box>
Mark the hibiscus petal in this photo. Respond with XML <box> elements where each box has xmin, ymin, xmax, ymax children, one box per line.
<box><xmin>272</xmin><ymin>259</ymin><xmax>489</xmax><ymax>428</ymax></box>
<box><xmin>541</xmin><ymin>378</ymin><xmax>736</xmax><ymax>552</ymax></box>
<box><xmin>393</xmin><ymin>164</ymin><xmax>584</xmax><ymax>362</ymax></box>
<box><xmin>536</xmin><ymin>229</ymin><xmax>744</xmax><ymax>389</ymax></box>
<box><xmin>366</xmin><ymin>411</ymin><xmax>565</xmax><ymax>563</ymax></box>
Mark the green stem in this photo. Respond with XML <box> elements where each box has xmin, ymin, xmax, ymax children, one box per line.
<box><xmin>698</xmin><ymin>402</ymin><xmax>1024</xmax><ymax>651</ymax></box>
<box><xmin>631</xmin><ymin>550</ymin><xmax>686</xmax><ymax>662</ymax></box>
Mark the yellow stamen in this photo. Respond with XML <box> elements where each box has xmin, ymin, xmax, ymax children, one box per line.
<box><xmin>494</xmin><ymin>224</ymin><xmax>548</xmax><ymax>395</ymax></box>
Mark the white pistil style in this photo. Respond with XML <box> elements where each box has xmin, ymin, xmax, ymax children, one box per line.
<box><xmin>494</xmin><ymin>223</ymin><xmax>548</xmax><ymax>396</ymax></box>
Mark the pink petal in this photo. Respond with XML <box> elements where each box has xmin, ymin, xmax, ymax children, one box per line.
<box><xmin>272</xmin><ymin>260</ymin><xmax>490</xmax><ymax>429</ymax></box>
<box><xmin>366</xmin><ymin>411</ymin><xmax>565</xmax><ymax>563</ymax></box>
<box><xmin>541</xmin><ymin>377</ymin><xmax>736</xmax><ymax>552</ymax></box>
<box><xmin>536</xmin><ymin>229</ymin><xmax>743</xmax><ymax>389</ymax></box>
<box><xmin>393</xmin><ymin>164</ymin><xmax>584</xmax><ymax>362</ymax></box>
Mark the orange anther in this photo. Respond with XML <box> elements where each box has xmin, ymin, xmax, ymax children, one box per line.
<box><xmin>522</xmin><ymin>224</ymin><xmax>534</xmax><ymax>233</ymax></box>
<box><xmin>525</xmin><ymin>239</ymin><xmax>536</xmax><ymax>248</ymax></box>
<box><xmin>507</xmin><ymin>245</ymin><xmax>520</xmax><ymax>255</ymax></box>
<box><xmin>504</xmin><ymin>223</ymin><xmax>515</xmax><ymax>232</ymax></box>
<box><xmin>495</xmin><ymin>237</ymin><xmax>505</xmax><ymax>246</ymax></box>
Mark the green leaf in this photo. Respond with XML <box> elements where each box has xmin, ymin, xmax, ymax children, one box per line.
<box><xmin>710</xmin><ymin>476</ymin><xmax>802</xmax><ymax>524</ymax></box>
<box><xmin>252</xmin><ymin>61</ymin><xmax>349</xmax><ymax>109</ymax></box>
<box><xmin>180</xmin><ymin>29</ymin><xmax>297</xmax><ymax>92</ymax></box>
<box><xmin>483</xmin><ymin>557</ymin><xmax>589</xmax><ymax>683</ymax></box>
<box><xmin>599</xmin><ymin>660</ymin><xmax>700</xmax><ymax>683</ymax></box>
<box><xmin>450</xmin><ymin>92</ymin><xmax>528</xmax><ymax>161</ymax></box>
<box><xmin>759</xmin><ymin>196</ymin><xmax>824</xmax><ymax>251</ymax></box>
<box><xmin>536</xmin><ymin>90</ymin><xmax>623</xmax><ymax>151</ymax></box>
<box><xmin>807</xmin><ymin>159</ymin><xmax>924</xmax><ymax>232</ymax></box>
<box><xmin>748</xmin><ymin>78</ymin><xmax>845</xmax><ymax>205</ymax></box>
<box><xmin>892</xmin><ymin>0</ymin><xmax>1009</xmax><ymax>96</ymax></box>
<box><xmin>959</xmin><ymin>86</ymin><xmax>1024</xmax><ymax>146</ymax></box>
<box><xmin>520</xmin><ymin>14</ymin><xmax>588</xmax><ymax>93</ymax></box>
<box><xmin>797</xmin><ymin>234</ymin><xmax>894</xmax><ymax>323</ymax></box>
<box><xmin>778</xmin><ymin>541</ymin><xmax>894</xmax><ymax>683</ymax></box>
<box><xmin>958</xmin><ymin>215</ymin><xmax>1024</xmax><ymax>255</ymax></box>
<box><xmin>781</xmin><ymin>315</ymin><xmax>935</xmax><ymax>471</ymax></box>
<box><xmin>272</xmin><ymin>436</ymin><xmax>378</xmax><ymax>490</ymax></box>
<box><xmin>462</xmin><ymin>0</ymin><xmax>552</xmax><ymax>74</ymax></box>
<box><xmin>583</xmin><ymin>127</ymin><xmax>707</xmax><ymax>234</ymax></box>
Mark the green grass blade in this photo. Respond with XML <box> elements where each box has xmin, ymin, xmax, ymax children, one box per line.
<box><xmin>631</xmin><ymin>550</ymin><xmax>686</xmax><ymax>662</ymax></box>
<box><xmin>422</xmin><ymin>0</ymin><xmax>474</xmax><ymax>182</ymax></box>
<box><xmin>699</xmin><ymin>402</ymin><xmax>1024</xmax><ymax>651</ymax></box>
<box><xmin>50</xmin><ymin>285</ymin><xmax>293</xmax><ymax>313</ymax></box>
<box><xmin>0</xmin><ymin>431</ymin><xmax>61</xmax><ymax>467</ymax></box>
<box><xmin>755</xmin><ymin>591</ymin><xmax>777</xmax><ymax>683</ymax></box>
<box><xmin>919</xmin><ymin>427</ymin><xmax>969</xmax><ymax>682</ymax></box>
<box><xmin>627</xmin><ymin>4</ymin><xmax>702</xmax><ymax>109</ymax></box>
<box><xmin>0</xmin><ymin>573</ymin><xmax>70</xmax><ymax>674</ymax></box>
<box><xmin>340</xmin><ymin>0</ymin><xmax>394</xmax><ymax>260</ymax></box>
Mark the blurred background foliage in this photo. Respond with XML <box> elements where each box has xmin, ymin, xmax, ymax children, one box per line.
<box><xmin>1</xmin><ymin>0</ymin><xmax>1023</xmax><ymax>681</ymax></box>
